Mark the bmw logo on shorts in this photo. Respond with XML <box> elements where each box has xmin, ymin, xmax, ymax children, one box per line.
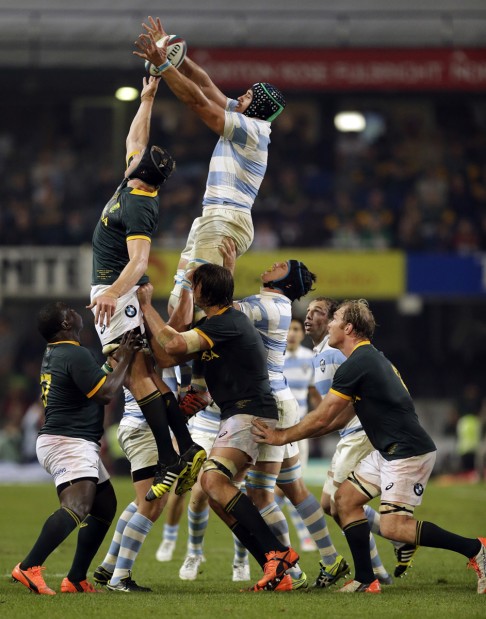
<box><xmin>125</xmin><ymin>305</ymin><xmax>137</xmax><ymax>318</ymax></box>
<box><xmin>413</xmin><ymin>483</ymin><xmax>424</xmax><ymax>496</ymax></box>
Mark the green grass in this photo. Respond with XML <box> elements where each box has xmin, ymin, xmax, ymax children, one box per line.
<box><xmin>1</xmin><ymin>479</ymin><xmax>485</xmax><ymax>618</ymax></box>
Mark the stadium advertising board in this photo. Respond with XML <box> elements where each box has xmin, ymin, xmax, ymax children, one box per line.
<box><xmin>147</xmin><ymin>249</ymin><xmax>405</xmax><ymax>299</ymax></box>
<box><xmin>1</xmin><ymin>249</ymin><xmax>485</xmax><ymax>300</ymax></box>
<box><xmin>407</xmin><ymin>253</ymin><xmax>486</xmax><ymax>296</ymax></box>
<box><xmin>0</xmin><ymin>247</ymin><xmax>91</xmax><ymax>299</ymax></box>
<box><xmin>190</xmin><ymin>48</ymin><xmax>486</xmax><ymax>91</ymax></box>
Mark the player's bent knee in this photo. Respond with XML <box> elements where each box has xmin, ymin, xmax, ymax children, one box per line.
<box><xmin>281</xmin><ymin>480</ymin><xmax>308</xmax><ymax>505</ymax></box>
<box><xmin>379</xmin><ymin>503</ymin><xmax>415</xmax><ymax>539</ymax></box>
<box><xmin>140</xmin><ymin>500</ymin><xmax>165</xmax><ymax>522</ymax></box>
<box><xmin>91</xmin><ymin>480</ymin><xmax>117</xmax><ymax>523</ymax></box>
<box><xmin>202</xmin><ymin>456</ymin><xmax>237</xmax><ymax>480</ymax></box>
<box><xmin>346</xmin><ymin>471</ymin><xmax>380</xmax><ymax>501</ymax></box>
<box><xmin>335</xmin><ymin>480</ymin><xmax>370</xmax><ymax>515</ymax></box>
<box><xmin>189</xmin><ymin>491</ymin><xmax>209</xmax><ymax>511</ymax></box>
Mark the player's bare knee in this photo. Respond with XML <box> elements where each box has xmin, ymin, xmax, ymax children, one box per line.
<box><xmin>91</xmin><ymin>480</ymin><xmax>117</xmax><ymax>522</ymax></box>
<box><xmin>378</xmin><ymin>514</ymin><xmax>408</xmax><ymax>541</ymax></box>
<box><xmin>320</xmin><ymin>491</ymin><xmax>332</xmax><ymax>515</ymax></box>
<box><xmin>142</xmin><ymin>502</ymin><xmax>165</xmax><ymax>522</ymax></box>
<box><xmin>321</xmin><ymin>503</ymin><xmax>332</xmax><ymax>516</ymax></box>
<box><xmin>379</xmin><ymin>504</ymin><xmax>415</xmax><ymax>540</ymax></box>
<box><xmin>281</xmin><ymin>480</ymin><xmax>307</xmax><ymax>505</ymax></box>
<box><xmin>62</xmin><ymin>498</ymin><xmax>91</xmax><ymax>522</ymax></box>
<box><xmin>328</xmin><ymin>499</ymin><xmax>339</xmax><ymax>521</ymax></box>
<box><xmin>200</xmin><ymin>467</ymin><xmax>221</xmax><ymax>497</ymax></box>
<box><xmin>201</xmin><ymin>457</ymin><xmax>237</xmax><ymax>497</ymax></box>
<box><xmin>333</xmin><ymin>487</ymin><xmax>348</xmax><ymax>517</ymax></box>
<box><xmin>199</xmin><ymin>469</ymin><xmax>212</xmax><ymax>495</ymax></box>
<box><xmin>59</xmin><ymin>479</ymin><xmax>97</xmax><ymax>520</ymax></box>
<box><xmin>189</xmin><ymin>484</ymin><xmax>209</xmax><ymax>509</ymax></box>
<box><xmin>246</xmin><ymin>487</ymin><xmax>273</xmax><ymax>509</ymax></box>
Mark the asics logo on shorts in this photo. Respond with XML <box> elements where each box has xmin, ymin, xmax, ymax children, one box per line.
<box><xmin>218</xmin><ymin>431</ymin><xmax>228</xmax><ymax>438</ymax></box>
<box><xmin>100</xmin><ymin>325</ymin><xmax>106</xmax><ymax>334</ymax></box>
<box><xmin>385</xmin><ymin>483</ymin><xmax>394</xmax><ymax>490</ymax></box>
<box><xmin>125</xmin><ymin>305</ymin><xmax>137</xmax><ymax>318</ymax></box>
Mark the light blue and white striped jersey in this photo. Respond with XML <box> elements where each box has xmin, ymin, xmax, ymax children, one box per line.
<box><xmin>121</xmin><ymin>366</ymin><xmax>180</xmax><ymax>429</ymax></box>
<box><xmin>202</xmin><ymin>98</ymin><xmax>271</xmax><ymax>212</ymax></box>
<box><xmin>121</xmin><ymin>387</ymin><xmax>145</xmax><ymax>429</ymax></box>
<box><xmin>313</xmin><ymin>335</ymin><xmax>364</xmax><ymax>438</ymax></box>
<box><xmin>162</xmin><ymin>366</ymin><xmax>180</xmax><ymax>399</ymax></box>
<box><xmin>188</xmin><ymin>401</ymin><xmax>221</xmax><ymax>436</ymax></box>
<box><xmin>237</xmin><ymin>289</ymin><xmax>294</xmax><ymax>402</ymax></box>
<box><xmin>283</xmin><ymin>345</ymin><xmax>315</xmax><ymax>420</ymax></box>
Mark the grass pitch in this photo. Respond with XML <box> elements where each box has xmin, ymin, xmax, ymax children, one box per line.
<box><xmin>1</xmin><ymin>478</ymin><xmax>485</xmax><ymax>619</ymax></box>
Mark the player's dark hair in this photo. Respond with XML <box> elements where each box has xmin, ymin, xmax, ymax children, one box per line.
<box><xmin>193</xmin><ymin>263</ymin><xmax>234</xmax><ymax>308</ymax></box>
<box><xmin>38</xmin><ymin>301</ymin><xmax>69</xmax><ymax>341</ymax></box>
<box><xmin>310</xmin><ymin>297</ymin><xmax>339</xmax><ymax>319</ymax></box>
<box><xmin>339</xmin><ymin>299</ymin><xmax>376</xmax><ymax>339</ymax></box>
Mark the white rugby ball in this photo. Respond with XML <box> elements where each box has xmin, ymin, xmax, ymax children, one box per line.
<box><xmin>145</xmin><ymin>34</ymin><xmax>187</xmax><ymax>76</ymax></box>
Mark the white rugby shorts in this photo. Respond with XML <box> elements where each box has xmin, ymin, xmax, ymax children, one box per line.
<box><xmin>257</xmin><ymin>397</ymin><xmax>300</xmax><ymax>463</ymax></box>
<box><xmin>323</xmin><ymin>430</ymin><xmax>373</xmax><ymax>498</ymax></box>
<box><xmin>181</xmin><ymin>205</ymin><xmax>254</xmax><ymax>268</ymax></box>
<box><xmin>211</xmin><ymin>413</ymin><xmax>278</xmax><ymax>465</ymax></box>
<box><xmin>36</xmin><ymin>434</ymin><xmax>109</xmax><ymax>487</ymax></box>
<box><xmin>354</xmin><ymin>449</ymin><xmax>437</xmax><ymax>507</ymax></box>
<box><xmin>90</xmin><ymin>285</ymin><xmax>144</xmax><ymax>347</ymax></box>
<box><xmin>117</xmin><ymin>420</ymin><xmax>158</xmax><ymax>473</ymax></box>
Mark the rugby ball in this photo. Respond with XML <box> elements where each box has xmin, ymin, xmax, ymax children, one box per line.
<box><xmin>145</xmin><ymin>34</ymin><xmax>187</xmax><ymax>76</ymax></box>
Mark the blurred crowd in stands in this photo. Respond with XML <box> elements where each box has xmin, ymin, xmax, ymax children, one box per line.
<box><xmin>1</xmin><ymin>93</ymin><xmax>486</xmax><ymax>252</ymax></box>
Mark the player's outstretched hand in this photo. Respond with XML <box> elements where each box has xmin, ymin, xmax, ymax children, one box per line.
<box><xmin>137</xmin><ymin>283</ymin><xmax>154</xmax><ymax>308</ymax></box>
<box><xmin>142</xmin><ymin>16</ymin><xmax>167</xmax><ymax>42</ymax></box>
<box><xmin>86</xmin><ymin>291</ymin><xmax>118</xmax><ymax>327</ymax></box>
<box><xmin>140</xmin><ymin>75</ymin><xmax>160</xmax><ymax>100</ymax></box>
<box><xmin>251</xmin><ymin>418</ymin><xmax>285</xmax><ymax>445</ymax></box>
<box><xmin>116</xmin><ymin>330</ymin><xmax>144</xmax><ymax>363</ymax></box>
<box><xmin>219</xmin><ymin>237</ymin><xmax>237</xmax><ymax>273</ymax></box>
<box><xmin>133</xmin><ymin>32</ymin><xmax>166</xmax><ymax>67</ymax></box>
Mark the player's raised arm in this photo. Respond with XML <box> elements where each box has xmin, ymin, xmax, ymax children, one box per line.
<box><xmin>142</xmin><ymin>16</ymin><xmax>227</xmax><ymax>108</ymax></box>
<box><xmin>125</xmin><ymin>76</ymin><xmax>160</xmax><ymax>164</ymax></box>
<box><xmin>134</xmin><ymin>32</ymin><xmax>226</xmax><ymax>135</ymax></box>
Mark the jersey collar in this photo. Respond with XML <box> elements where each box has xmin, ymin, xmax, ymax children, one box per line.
<box><xmin>351</xmin><ymin>340</ymin><xmax>371</xmax><ymax>354</ymax></box>
<box><xmin>313</xmin><ymin>334</ymin><xmax>329</xmax><ymax>354</ymax></box>
<box><xmin>215</xmin><ymin>306</ymin><xmax>232</xmax><ymax>316</ymax></box>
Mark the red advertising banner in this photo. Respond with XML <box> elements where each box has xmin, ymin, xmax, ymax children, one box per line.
<box><xmin>190</xmin><ymin>48</ymin><xmax>486</xmax><ymax>91</ymax></box>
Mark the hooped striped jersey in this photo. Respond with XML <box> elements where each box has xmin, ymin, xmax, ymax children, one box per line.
<box><xmin>202</xmin><ymin>98</ymin><xmax>271</xmax><ymax>212</ymax></box>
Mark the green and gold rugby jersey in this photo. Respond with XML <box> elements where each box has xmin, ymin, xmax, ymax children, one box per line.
<box><xmin>39</xmin><ymin>341</ymin><xmax>107</xmax><ymax>444</ymax></box>
<box><xmin>193</xmin><ymin>307</ymin><xmax>278</xmax><ymax>422</ymax></box>
<box><xmin>92</xmin><ymin>179</ymin><xmax>159</xmax><ymax>285</ymax></box>
<box><xmin>330</xmin><ymin>343</ymin><xmax>436</xmax><ymax>461</ymax></box>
